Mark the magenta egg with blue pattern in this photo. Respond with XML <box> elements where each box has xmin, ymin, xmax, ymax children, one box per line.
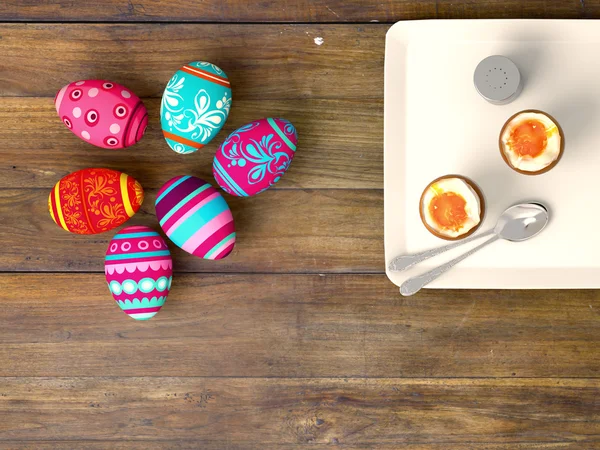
<box><xmin>55</xmin><ymin>80</ymin><xmax>148</xmax><ymax>149</ymax></box>
<box><xmin>212</xmin><ymin>118</ymin><xmax>298</xmax><ymax>197</ymax></box>
<box><xmin>105</xmin><ymin>226</ymin><xmax>173</xmax><ymax>320</ymax></box>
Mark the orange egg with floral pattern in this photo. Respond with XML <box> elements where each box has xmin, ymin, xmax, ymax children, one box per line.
<box><xmin>48</xmin><ymin>168</ymin><xmax>144</xmax><ymax>235</ymax></box>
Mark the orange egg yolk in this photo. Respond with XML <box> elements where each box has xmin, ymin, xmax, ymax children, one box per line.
<box><xmin>508</xmin><ymin>119</ymin><xmax>547</xmax><ymax>158</ymax></box>
<box><xmin>428</xmin><ymin>192</ymin><xmax>468</xmax><ymax>232</ymax></box>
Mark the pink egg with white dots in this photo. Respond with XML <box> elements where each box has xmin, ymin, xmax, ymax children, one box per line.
<box><xmin>55</xmin><ymin>80</ymin><xmax>148</xmax><ymax>149</ymax></box>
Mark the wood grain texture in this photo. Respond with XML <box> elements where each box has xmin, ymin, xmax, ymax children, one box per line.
<box><xmin>0</xmin><ymin>98</ymin><xmax>382</xmax><ymax>189</ymax></box>
<box><xmin>1</xmin><ymin>274</ymin><xmax>599</xmax><ymax>377</ymax></box>
<box><xmin>436</xmin><ymin>0</ymin><xmax>598</xmax><ymax>19</ymax></box>
<box><xmin>0</xmin><ymin>377</ymin><xmax>598</xmax><ymax>444</ymax></box>
<box><xmin>1</xmin><ymin>0</ymin><xmax>597</xmax><ymax>22</ymax></box>
<box><xmin>0</xmin><ymin>24</ymin><xmax>385</xmax><ymax>99</ymax></box>
<box><xmin>0</xmin><ymin>444</ymin><xmax>594</xmax><ymax>450</ymax></box>
<box><xmin>0</xmin><ymin>189</ymin><xmax>383</xmax><ymax>273</ymax></box>
<box><xmin>0</xmin><ymin>0</ymin><xmax>436</xmax><ymax>22</ymax></box>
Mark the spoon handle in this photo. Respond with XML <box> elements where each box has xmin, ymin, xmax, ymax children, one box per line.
<box><xmin>400</xmin><ymin>234</ymin><xmax>500</xmax><ymax>296</ymax></box>
<box><xmin>388</xmin><ymin>228</ymin><xmax>494</xmax><ymax>272</ymax></box>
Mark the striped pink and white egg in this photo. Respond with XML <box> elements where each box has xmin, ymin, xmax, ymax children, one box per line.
<box><xmin>105</xmin><ymin>226</ymin><xmax>173</xmax><ymax>320</ymax></box>
<box><xmin>155</xmin><ymin>176</ymin><xmax>235</xmax><ymax>260</ymax></box>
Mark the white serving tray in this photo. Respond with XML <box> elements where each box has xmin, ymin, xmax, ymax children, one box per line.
<box><xmin>384</xmin><ymin>20</ymin><xmax>600</xmax><ymax>290</ymax></box>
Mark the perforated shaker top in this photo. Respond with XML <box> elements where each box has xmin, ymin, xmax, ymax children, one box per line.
<box><xmin>473</xmin><ymin>55</ymin><xmax>522</xmax><ymax>105</ymax></box>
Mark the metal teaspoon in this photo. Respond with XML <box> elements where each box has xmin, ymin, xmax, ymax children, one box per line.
<box><xmin>398</xmin><ymin>202</ymin><xmax>550</xmax><ymax>296</ymax></box>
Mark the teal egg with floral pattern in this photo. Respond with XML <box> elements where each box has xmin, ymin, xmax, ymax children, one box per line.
<box><xmin>160</xmin><ymin>61</ymin><xmax>232</xmax><ymax>154</ymax></box>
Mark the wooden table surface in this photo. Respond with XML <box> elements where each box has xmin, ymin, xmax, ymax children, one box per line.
<box><xmin>1</xmin><ymin>1</ymin><xmax>599</xmax><ymax>448</ymax></box>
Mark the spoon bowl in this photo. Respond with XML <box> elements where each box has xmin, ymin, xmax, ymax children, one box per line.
<box><xmin>495</xmin><ymin>203</ymin><xmax>549</xmax><ymax>241</ymax></box>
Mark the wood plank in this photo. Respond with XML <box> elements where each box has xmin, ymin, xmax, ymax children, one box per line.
<box><xmin>0</xmin><ymin>24</ymin><xmax>385</xmax><ymax>99</ymax></box>
<box><xmin>0</xmin><ymin>98</ymin><xmax>382</xmax><ymax>189</ymax></box>
<box><xmin>0</xmin><ymin>189</ymin><xmax>383</xmax><ymax>273</ymax></box>
<box><xmin>437</xmin><ymin>0</ymin><xmax>597</xmax><ymax>19</ymax></box>
<box><xmin>1</xmin><ymin>0</ymin><xmax>597</xmax><ymax>22</ymax></box>
<box><xmin>0</xmin><ymin>1</ymin><xmax>436</xmax><ymax>22</ymax></box>
<box><xmin>0</xmin><ymin>443</ymin><xmax>593</xmax><ymax>450</ymax></box>
<box><xmin>1</xmin><ymin>274</ymin><xmax>599</xmax><ymax>377</ymax></box>
<box><xmin>0</xmin><ymin>377</ymin><xmax>598</xmax><ymax>444</ymax></box>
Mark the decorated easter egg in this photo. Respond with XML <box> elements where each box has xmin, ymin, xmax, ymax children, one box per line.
<box><xmin>105</xmin><ymin>226</ymin><xmax>173</xmax><ymax>320</ymax></box>
<box><xmin>160</xmin><ymin>61</ymin><xmax>232</xmax><ymax>154</ymax></box>
<box><xmin>213</xmin><ymin>118</ymin><xmax>298</xmax><ymax>197</ymax></box>
<box><xmin>55</xmin><ymin>80</ymin><xmax>148</xmax><ymax>149</ymax></box>
<box><xmin>155</xmin><ymin>176</ymin><xmax>235</xmax><ymax>259</ymax></box>
<box><xmin>48</xmin><ymin>168</ymin><xmax>144</xmax><ymax>235</ymax></box>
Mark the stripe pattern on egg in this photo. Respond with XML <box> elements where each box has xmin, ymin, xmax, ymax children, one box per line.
<box><xmin>105</xmin><ymin>226</ymin><xmax>173</xmax><ymax>320</ymax></box>
<box><xmin>48</xmin><ymin>168</ymin><xmax>144</xmax><ymax>235</ymax></box>
<box><xmin>155</xmin><ymin>176</ymin><xmax>236</xmax><ymax>259</ymax></box>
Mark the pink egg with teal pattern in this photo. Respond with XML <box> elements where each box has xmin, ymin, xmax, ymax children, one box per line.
<box><xmin>55</xmin><ymin>80</ymin><xmax>148</xmax><ymax>149</ymax></box>
<box><xmin>155</xmin><ymin>176</ymin><xmax>235</xmax><ymax>259</ymax></box>
<box><xmin>105</xmin><ymin>226</ymin><xmax>173</xmax><ymax>320</ymax></box>
<box><xmin>213</xmin><ymin>118</ymin><xmax>298</xmax><ymax>197</ymax></box>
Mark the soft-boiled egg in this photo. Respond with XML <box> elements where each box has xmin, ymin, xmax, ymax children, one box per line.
<box><xmin>420</xmin><ymin>175</ymin><xmax>484</xmax><ymax>240</ymax></box>
<box><xmin>499</xmin><ymin>110</ymin><xmax>563</xmax><ymax>174</ymax></box>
